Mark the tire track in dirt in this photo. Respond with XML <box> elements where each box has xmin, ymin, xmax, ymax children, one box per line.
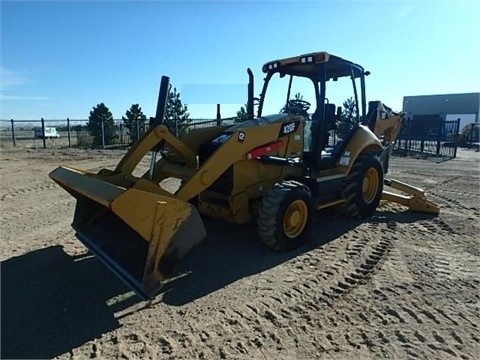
<box><xmin>303</xmin><ymin>222</ymin><xmax>394</xmax><ymax>307</ymax></box>
<box><xmin>430</xmin><ymin>192</ymin><xmax>478</xmax><ymax>213</ymax></box>
<box><xmin>342</xmin><ymin>281</ymin><xmax>476</xmax><ymax>359</ymax></box>
<box><xmin>310</xmin><ymin>208</ymin><xmax>479</xmax><ymax>359</ymax></box>
<box><xmin>321</xmin><ymin>235</ymin><xmax>393</xmax><ymax>302</ymax></box>
<box><xmin>177</xmin><ymin>220</ymin><xmax>398</xmax><ymax>358</ymax></box>
<box><xmin>0</xmin><ymin>175</ymin><xmax>76</xmax><ymax>259</ymax></box>
<box><xmin>388</xmin><ymin>302</ymin><xmax>471</xmax><ymax>359</ymax></box>
<box><xmin>354</xmin><ymin>219</ymin><xmax>480</xmax><ymax>359</ymax></box>
<box><xmin>0</xmin><ymin>181</ymin><xmax>59</xmax><ymax>202</ymax></box>
<box><xmin>428</xmin><ymin>178</ymin><xmax>480</xmax><ymax>218</ymax></box>
<box><xmin>118</xmin><ymin>220</ymin><xmax>398</xmax><ymax>360</ymax></box>
<box><xmin>0</xmin><ymin>195</ymin><xmax>73</xmax><ymax>227</ymax></box>
<box><xmin>3</xmin><ymin>151</ymin><xmax>478</xmax><ymax>360</ymax></box>
<box><xmin>0</xmin><ymin>161</ymin><xmax>122</xmax><ymax>202</ymax></box>
<box><xmin>68</xmin><ymin>208</ymin><xmax>480</xmax><ymax>360</ymax></box>
<box><xmin>405</xmin><ymin>219</ymin><xmax>478</xmax><ymax>282</ymax></box>
<box><xmin>0</xmin><ymin>195</ymin><xmax>76</xmax><ymax>258</ymax></box>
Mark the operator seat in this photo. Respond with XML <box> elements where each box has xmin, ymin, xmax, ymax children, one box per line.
<box><xmin>365</xmin><ymin>101</ymin><xmax>381</xmax><ymax>132</ymax></box>
<box><xmin>304</xmin><ymin>103</ymin><xmax>339</xmax><ymax>169</ymax></box>
<box><xmin>325</xmin><ymin>103</ymin><xmax>337</xmax><ymax>132</ymax></box>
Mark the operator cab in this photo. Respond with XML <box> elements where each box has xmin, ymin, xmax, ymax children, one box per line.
<box><xmin>255</xmin><ymin>52</ymin><xmax>369</xmax><ymax>170</ymax></box>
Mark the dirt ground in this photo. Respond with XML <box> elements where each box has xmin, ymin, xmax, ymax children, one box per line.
<box><xmin>1</xmin><ymin>147</ymin><xmax>479</xmax><ymax>360</ymax></box>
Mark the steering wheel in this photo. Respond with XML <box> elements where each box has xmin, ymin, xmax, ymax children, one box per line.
<box><xmin>286</xmin><ymin>99</ymin><xmax>311</xmax><ymax>114</ymax></box>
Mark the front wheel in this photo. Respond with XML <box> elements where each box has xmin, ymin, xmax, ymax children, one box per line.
<box><xmin>341</xmin><ymin>153</ymin><xmax>384</xmax><ymax>218</ymax></box>
<box><xmin>257</xmin><ymin>181</ymin><xmax>314</xmax><ymax>251</ymax></box>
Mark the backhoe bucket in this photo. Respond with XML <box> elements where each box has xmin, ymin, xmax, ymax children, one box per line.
<box><xmin>382</xmin><ymin>178</ymin><xmax>440</xmax><ymax>215</ymax></box>
<box><xmin>50</xmin><ymin>166</ymin><xmax>206</xmax><ymax>299</ymax></box>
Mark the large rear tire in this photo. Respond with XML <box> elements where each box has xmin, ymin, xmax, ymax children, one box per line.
<box><xmin>257</xmin><ymin>181</ymin><xmax>314</xmax><ymax>251</ymax></box>
<box><xmin>341</xmin><ymin>153</ymin><xmax>384</xmax><ymax>218</ymax></box>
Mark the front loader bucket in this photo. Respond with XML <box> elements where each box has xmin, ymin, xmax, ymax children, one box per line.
<box><xmin>50</xmin><ymin>166</ymin><xmax>206</xmax><ymax>299</ymax></box>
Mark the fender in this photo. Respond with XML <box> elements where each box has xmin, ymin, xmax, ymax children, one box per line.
<box><xmin>336</xmin><ymin>125</ymin><xmax>383</xmax><ymax>175</ymax></box>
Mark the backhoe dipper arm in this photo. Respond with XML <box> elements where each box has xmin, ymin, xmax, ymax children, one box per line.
<box><xmin>374</xmin><ymin>115</ymin><xmax>404</xmax><ymax>145</ymax></box>
<box><xmin>372</xmin><ymin>103</ymin><xmax>404</xmax><ymax>145</ymax></box>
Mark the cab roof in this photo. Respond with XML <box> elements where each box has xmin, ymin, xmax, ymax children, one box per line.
<box><xmin>262</xmin><ymin>51</ymin><xmax>365</xmax><ymax>80</ymax></box>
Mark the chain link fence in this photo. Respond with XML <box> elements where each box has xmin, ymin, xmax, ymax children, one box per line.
<box><xmin>1</xmin><ymin>116</ymin><xmax>461</xmax><ymax>159</ymax></box>
<box><xmin>0</xmin><ymin>118</ymin><xmax>226</xmax><ymax>149</ymax></box>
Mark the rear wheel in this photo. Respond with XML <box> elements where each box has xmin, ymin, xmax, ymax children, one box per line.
<box><xmin>257</xmin><ymin>181</ymin><xmax>314</xmax><ymax>251</ymax></box>
<box><xmin>341</xmin><ymin>153</ymin><xmax>384</xmax><ymax>218</ymax></box>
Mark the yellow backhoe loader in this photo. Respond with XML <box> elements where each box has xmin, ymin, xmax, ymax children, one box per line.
<box><xmin>50</xmin><ymin>52</ymin><xmax>439</xmax><ymax>299</ymax></box>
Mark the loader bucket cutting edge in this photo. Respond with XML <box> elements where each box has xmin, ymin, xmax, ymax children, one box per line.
<box><xmin>49</xmin><ymin>166</ymin><xmax>207</xmax><ymax>299</ymax></box>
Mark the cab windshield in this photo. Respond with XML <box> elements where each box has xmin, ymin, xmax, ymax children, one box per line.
<box><xmin>259</xmin><ymin>73</ymin><xmax>317</xmax><ymax>117</ymax></box>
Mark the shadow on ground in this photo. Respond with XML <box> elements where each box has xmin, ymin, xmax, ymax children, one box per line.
<box><xmin>1</xmin><ymin>245</ymin><xmax>138</xmax><ymax>360</ymax></box>
<box><xmin>160</xmin><ymin>208</ymin><xmax>436</xmax><ymax>306</ymax></box>
<box><xmin>1</xmin><ymin>209</ymin><xmax>436</xmax><ymax>359</ymax></box>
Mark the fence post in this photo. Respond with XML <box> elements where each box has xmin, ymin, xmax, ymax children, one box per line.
<box><xmin>41</xmin><ymin>118</ymin><xmax>46</xmax><ymax>149</ymax></box>
<box><xmin>175</xmin><ymin>118</ymin><xmax>179</xmax><ymax>137</ymax></box>
<box><xmin>101</xmin><ymin>118</ymin><xmax>105</xmax><ymax>149</ymax></box>
<box><xmin>420</xmin><ymin>127</ymin><xmax>425</xmax><ymax>154</ymax></box>
<box><xmin>10</xmin><ymin>119</ymin><xmax>16</xmax><ymax>147</ymax></box>
<box><xmin>453</xmin><ymin>118</ymin><xmax>460</xmax><ymax>158</ymax></box>
<box><xmin>216</xmin><ymin>104</ymin><xmax>221</xmax><ymax>126</ymax></box>
<box><xmin>436</xmin><ymin>122</ymin><xmax>442</xmax><ymax>155</ymax></box>
<box><xmin>120</xmin><ymin>123</ymin><xmax>124</xmax><ymax>145</ymax></box>
<box><xmin>67</xmin><ymin>118</ymin><xmax>71</xmax><ymax>147</ymax></box>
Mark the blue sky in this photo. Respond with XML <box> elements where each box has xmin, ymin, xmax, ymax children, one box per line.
<box><xmin>1</xmin><ymin>0</ymin><xmax>479</xmax><ymax>120</ymax></box>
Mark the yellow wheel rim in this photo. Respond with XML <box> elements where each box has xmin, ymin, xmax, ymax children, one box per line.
<box><xmin>283</xmin><ymin>200</ymin><xmax>308</xmax><ymax>238</ymax></box>
<box><xmin>362</xmin><ymin>167</ymin><xmax>380</xmax><ymax>204</ymax></box>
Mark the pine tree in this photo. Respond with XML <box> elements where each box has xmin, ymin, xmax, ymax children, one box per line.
<box><xmin>341</xmin><ymin>97</ymin><xmax>358</xmax><ymax>123</ymax></box>
<box><xmin>235</xmin><ymin>103</ymin><xmax>249</xmax><ymax>123</ymax></box>
<box><xmin>165</xmin><ymin>87</ymin><xmax>190</xmax><ymax>137</ymax></box>
<box><xmin>122</xmin><ymin>104</ymin><xmax>147</xmax><ymax>143</ymax></box>
<box><xmin>338</xmin><ymin>97</ymin><xmax>358</xmax><ymax>138</ymax></box>
<box><xmin>294</xmin><ymin>92</ymin><xmax>303</xmax><ymax>101</ymax></box>
<box><xmin>86</xmin><ymin>103</ymin><xmax>117</xmax><ymax>146</ymax></box>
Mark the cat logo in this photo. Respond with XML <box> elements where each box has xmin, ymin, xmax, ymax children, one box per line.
<box><xmin>238</xmin><ymin>131</ymin><xmax>246</xmax><ymax>142</ymax></box>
